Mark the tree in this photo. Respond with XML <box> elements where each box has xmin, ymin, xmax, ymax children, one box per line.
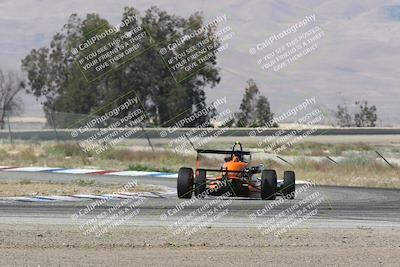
<box><xmin>336</xmin><ymin>104</ymin><xmax>352</xmax><ymax>127</ymax></box>
<box><xmin>0</xmin><ymin>69</ymin><xmax>25</xmax><ymax>129</ymax></box>
<box><xmin>255</xmin><ymin>95</ymin><xmax>275</xmax><ymax>127</ymax></box>
<box><xmin>21</xmin><ymin>6</ymin><xmax>220</xmax><ymax>127</ymax></box>
<box><xmin>336</xmin><ymin>100</ymin><xmax>377</xmax><ymax>127</ymax></box>
<box><xmin>354</xmin><ymin>101</ymin><xmax>377</xmax><ymax>127</ymax></box>
<box><xmin>236</xmin><ymin>79</ymin><xmax>276</xmax><ymax>127</ymax></box>
<box><xmin>237</xmin><ymin>79</ymin><xmax>259</xmax><ymax>126</ymax></box>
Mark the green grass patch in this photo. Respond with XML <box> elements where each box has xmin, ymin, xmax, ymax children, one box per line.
<box><xmin>279</xmin><ymin>142</ymin><xmax>374</xmax><ymax>156</ymax></box>
<box><xmin>20</xmin><ymin>147</ymin><xmax>37</xmax><ymax>163</ymax></box>
<box><xmin>45</xmin><ymin>142</ymin><xmax>87</xmax><ymax>157</ymax></box>
<box><xmin>127</xmin><ymin>163</ymin><xmax>172</xmax><ymax>173</ymax></box>
<box><xmin>0</xmin><ymin>148</ymin><xmax>7</xmax><ymax>161</ymax></box>
<box><xmin>72</xmin><ymin>178</ymin><xmax>95</xmax><ymax>186</ymax></box>
<box><xmin>19</xmin><ymin>179</ymin><xmax>32</xmax><ymax>185</ymax></box>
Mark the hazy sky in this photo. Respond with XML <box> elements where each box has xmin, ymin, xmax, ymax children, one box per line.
<box><xmin>1</xmin><ymin>0</ymin><xmax>399</xmax><ymax>125</ymax></box>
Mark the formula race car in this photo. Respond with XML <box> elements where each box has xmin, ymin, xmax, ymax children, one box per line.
<box><xmin>177</xmin><ymin>141</ymin><xmax>296</xmax><ymax>200</ymax></box>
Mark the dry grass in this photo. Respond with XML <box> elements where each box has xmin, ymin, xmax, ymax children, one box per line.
<box><xmin>253</xmin><ymin>156</ymin><xmax>400</xmax><ymax>188</ymax></box>
<box><xmin>0</xmin><ymin>142</ymin><xmax>217</xmax><ymax>172</ymax></box>
<box><xmin>276</xmin><ymin>142</ymin><xmax>374</xmax><ymax>156</ymax></box>
<box><xmin>0</xmin><ymin>142</ymin><xmax>399</xmax><ymax>189</ymax></box>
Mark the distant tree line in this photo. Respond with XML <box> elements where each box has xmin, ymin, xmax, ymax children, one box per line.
<box><xmin>0</xmin><ymin>69</ymin><xmax>24</xmax><ymax>129</ymax></box>
<box><xmin>230</xmin><ymin>79</ymin><xmax>379</xmax><ymax>128</ymax></box>
<box><xmin>14</xmin><ymin>5</ymin><xmax>379</xmax><ymax>129</ymax></box>
<box><xmin>224</xmin><ymin>79</ymin><xmax>277</xmax><ymax>127</ymax></box>
<box><xmin>21</xmin><ymin>6</ymin><xmax>220</xmax><ymax>127</ymax></box>
<box><xmin>336</xmin><ymin>101</ymin><xmax>378</xmax><ymax>127</ymax></box>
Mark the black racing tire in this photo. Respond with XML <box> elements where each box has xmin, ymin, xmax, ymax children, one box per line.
<box><xmin>177</xmin><ymin>167</ymin><xmax>194</xmax><ymax>199</ymax></box>
<box><xmin>194</xmin><ymin>170</ymin><xmax>207</xmax><ymax>197</ymax></box>
<box><xmin>283</xmin><ymin>171</ymin><xmax>296</xmax><ymax>199</ymax></box>
<box><xmin>261</xmin><ymin>169</ymin><xmax>277</xmax><ymax>200</ymax></box>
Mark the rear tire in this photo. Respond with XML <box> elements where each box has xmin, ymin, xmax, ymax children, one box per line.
<box><xmin>177</xmin><ymin>167</ymin><xmax>194</xmax><ymax>199</ymax></box>
<box><xmin>261</xmin><ymin>170</ymin><xmax>277</xmax><ymax>200</ymax></box>
<box><xmin>194</xmin><ymin>170</ymin><xmax>207</xmax><ymax>197</ymax></box>
<box><xmin>283</xmin><ymin>171</ymin><xmax>296</xmax><ymax>199</ymax></box>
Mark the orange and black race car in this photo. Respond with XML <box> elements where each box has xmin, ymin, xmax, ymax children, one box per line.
<box><xmin>177</xmin><ymin>141</ymin><xmax>296</xmax><ymax>200</ymax></box>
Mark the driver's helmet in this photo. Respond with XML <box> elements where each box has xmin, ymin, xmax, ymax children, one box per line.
<box><xmin>232</xmin><ymin>152</ymin><xmax>242</xmax><ymax>162</ymax></box>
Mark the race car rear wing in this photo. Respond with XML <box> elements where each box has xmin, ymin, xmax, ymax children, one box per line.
<box><xmin>195</xmin><ymin>149</ymin><xmax>252</xmax><ymax>170</ymax></box>
<box><xmin>196</xmin><ymin>149</ymin><xmax>251</xmax><ymax>155</ymax></box>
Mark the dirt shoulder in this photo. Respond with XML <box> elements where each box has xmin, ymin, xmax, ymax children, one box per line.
<box><xmin>0</xmin><ymin>224</ymin><xmax>399</xmax><ymax>266</ymax></box>
<box><xmin>0</xmin><ymin>181</ymin><xmax>165</xmax><ymax>197</ymax></box>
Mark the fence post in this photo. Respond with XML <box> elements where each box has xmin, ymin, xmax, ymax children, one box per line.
<box><xmin>276</xmin><ymin>155</ymin><xmax>294</xmax><ymax>166</ymax></box>
<box><xmin>375</xmin><ymin>151</ymin><xmax>394</xmax><ymax>169</ymax></box>
<box><xmin>140</xmin><ymin>124</ymin><xmax>155</xmax><ymax>152</ymax></box>
<box><xmin>326</xmin><ymin>156</ymin><xmax>338</xmax><ymax>165</ymax></box>
<box><xmin>48</xmin><ymin>111</ymin><xmax>60</xmax><ymax>143</ymax></box>
<box><xmin>6</xmin><ymin>111</ymin><xmax>12</xmax><ymax>145</ymax></box>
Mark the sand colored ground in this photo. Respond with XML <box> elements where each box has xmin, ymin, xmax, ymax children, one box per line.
<box><xmin>0</xmin><ymin>224</ymin><xmax>399</xmax><ymax>266</ymax></box>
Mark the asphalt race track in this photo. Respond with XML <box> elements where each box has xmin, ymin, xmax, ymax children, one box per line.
<box><xmin>0</xmin><ymin>171</ymin><xmax>399</xmax><ymax>228</ymax></box>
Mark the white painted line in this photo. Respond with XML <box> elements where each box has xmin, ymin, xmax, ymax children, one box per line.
<box><xmin>121</xmin><ymin>192</ymin><xmax>159</xmax><ymax>198</ymax></box>
<box><xmin>52</xmin><ymin>168</ymin><xmax>105</xmax><ymax>174</ymax></box>
<box><xmin>101</xmin><ymin>194</ymin><xmax>136</xmax><ymax>199</ymax></box>
<box><xmin>154</xmin><ymin>173</ymin><xmax>178</xmax><ymax>178</ymax></box>
<box><xmin>0</xmin><ymin>197</ymin><xmax>35</xmax><ymax>201</ymax></box>
<box><xmin>296</xmin><ymin>180</ymin><xmax>313</xmax><ymax>184</ymax></box>
<box><xmin>3</xmin><ymin>167</ymin><xmax>63</xmax><ymax>172</ymax></box>
<box><xmin>9</xmin><ymin>197</ymin><xmax>52</xmax><ymax>202</ymax></box>
<box><xmin>47</xmin><ymin>196</ymin><xmax>83</xmax><ymax>201</ymax></box>
<box><xmin>0</xmin><ymin>166</ymin><xmax>179</xmax><ymax>178</ymax></box>
<box><xmin>278</xmin><ymin>180</ymin><xmax>312</xmax><ymax>185</ymax></box>
<box><xmin>108</xmin><ymin>170</ymin><xmax>161</xmax><ymax>176</ymax></box>
<box><xmin>137</xmin><ymin>192</ymin><xmax>161</xmax><ymax>198</ymax></box>
<box><xmin>70</xmin><ymin>194</ymin><xmax>110</xmax><ymax>199</ymax></box>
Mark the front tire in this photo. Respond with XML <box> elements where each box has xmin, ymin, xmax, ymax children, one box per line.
<box><xmin>261</xmin><ymin>170</ymin><xmax>277</xmax><ymax>200</ymax></box>
<box><xmin>283</xmin><ymin>171</ymin><xmax>296</xmax><ymax>199</ymax></box>
<box><xmin>194</xmin><ymin>170</ymin><xmax>207</xmax><ymax>197</ymax></box>
<box><xmin>177</xmin><ymin>167</ymin><xmax>194</xmax><ymax>199</ymax></box>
